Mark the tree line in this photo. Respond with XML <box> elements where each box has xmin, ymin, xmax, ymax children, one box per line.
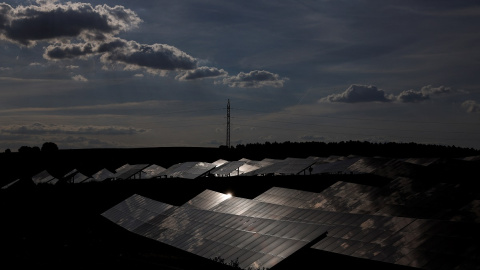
<box><xmin>3</xmin><ymin>142</ymin><xmax>59</xmax><ymax>154</ymax></box>
<box><xmin>221</xmin><ymin>140</ymin><xmax>480</xmax><ymax>160</ymax></box>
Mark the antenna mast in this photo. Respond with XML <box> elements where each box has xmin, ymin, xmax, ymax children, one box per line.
<box><xmin>226</xmin><ymin>99</ymin><xmax>231</xmax><ymax>148</ymax></box>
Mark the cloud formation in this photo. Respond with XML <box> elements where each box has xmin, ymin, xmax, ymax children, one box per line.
<box><xmin>0</xmin><ymin>1</ymin><xmax>285</xmax><ymax>88</ymax></box>
<box><xmin>0</xmin><ymin>1</ymin><xmax>141</xmax><ymax>46</ymax></box>
<box><xmin>319</xmin><ymin>84</ymin><xmax>391</xmax><ymax>103</ymax></box>
<box><xmin>462</xmin><ymin>100</ymin><xmax>480</xmax><ymax>113</ymax></box>
<box><xmin>396</xmin><ymin>85</ymin><xmax>464</xmax><ymax>103</ymax></box>
<box><xmin>176</xmin><ymin>66</ymin><xmax>228</xmax><ymax>81</ymax></box>
<box><xmin>396</xmin><ymin>89</ymin><xmax>430</xmax><ymax>103</ymax></box>
<box><xmin>320</xmin><ymin>84</ymin><xmax>467</xmax><ymax>104</ymax></box>
<box><xmin>72</xmin><ymin>74</ymin><xmax>88</xmax><ymax>82</ymax></box>
<box><xmin>1</xmin><ymin>123</ymin><xmax>146</xmax><ymax>135</ymax></box>
<box><xmin>101</xmin><ymin>41</ymin><xmax>197</xmax><ymax>72</ymax></box>
<box><xmin>221</xmin><ymin>70</ymin><xmax>288</xmax><ymax>88</ymax></box>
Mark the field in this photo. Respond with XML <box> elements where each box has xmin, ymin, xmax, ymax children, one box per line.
<box><xmin>2</xmin><ymin>143</ymin><xmax>479</xmax><ymax>269</ymax></box>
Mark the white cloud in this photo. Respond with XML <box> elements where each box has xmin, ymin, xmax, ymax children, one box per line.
<box><xmin>72</xmin><ymin>74</ymin><xmax>88</xmax><ymax>82</ymax></box>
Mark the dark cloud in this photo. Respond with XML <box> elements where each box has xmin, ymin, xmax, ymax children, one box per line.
<box><xmin>1</xmin><ymin>123</ymin><xmax>146</xmax><ymax>135</ymax></box>
<box><xmin>45</xmin><ymin>38</ymin><xmax>198</xmax><ymax>71</ymax></box>
<box><xmin>396</xmin><ymin>89</ymin><xmax>429</xmax><ymax>103</ymax></box>
<box><xmin>420</xmin><ymin>85</ymin><xmax>458</xmax><ymax>95</ymax></box>
<box><xmin>0</xmin><ymin>2</ymin><xmax>141</xmax><ymax>46</ymax></box>
<box><xmin>221</xmin><ymin>70</ymin><xmax>288</xmax><ymax>88</ymax></box>
<box><xmin>176</xmin><ymin>66</ymin><xmax>228</xmax><ymax>81</ymax></box>
<box><xmin>96</xmin><ymin>38</ymin><xmax>128</xmax><ymax>53</ymax></box>
<box><xmin>319</xmin><ymin>84</ymin><xmax>391</xmax><ymax>103</ymax></box>
<box><xmin>1</xmin><ymin>1</ymin><xmax>286</xmax><ymax>87</ymax></box>
<box><xmin>101</xmin><ymin>41</ymin><xmax>198</xmax><ymax>71</ymax></box>
<box><xmin>44</xmin><ymin>42</ymin><xmax>95</xmax><ymax>60</ymax></box>
<box><xmin>396</xmin><ymin>85</ymin><xmax>466</xmax><ymax>103</ymax></box>
<box><xmin>321</xmin><ymin>84</ymin><xmax>467</xmax><ymax>104</ymax></box>
<box><xmin>461</xmin><ymin>100</ymin><xmax>480</xmax><ymax>113</ymax></box>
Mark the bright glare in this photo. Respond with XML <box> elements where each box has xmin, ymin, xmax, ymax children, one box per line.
<box><xmin>226</xmin><ymin>193</ymin><xmax>232</xmax><ymax>198</ymax></box>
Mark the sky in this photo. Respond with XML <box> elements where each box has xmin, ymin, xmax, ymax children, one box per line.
<box><xmin>1</xmin><ymin>0</ymin><xmax>480</xmax><ymax>151</ymax></box>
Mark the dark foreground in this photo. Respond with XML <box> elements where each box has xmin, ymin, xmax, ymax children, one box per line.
<box><xmin>1</xmin><ymin>174</ymin><xmax>421</xmax><ymax>270</ymax></box>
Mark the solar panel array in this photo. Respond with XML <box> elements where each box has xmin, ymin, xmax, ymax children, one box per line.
<box><xmin>95</xmin><ymin>152</ymin><xmax>480</xmax><ymax>269</ymax></box>
<box><xmin>63</xmin><ymin>169</ymin><xmax>91</xmax><ymax>184</ymax></box>
<box><xmin>210</xmin><ymin>161</ymin><xmax>245</xmax><ymax>176</ymax></box>
<box><xmin>102</xmin><ymin>192</ymin><xmax>329</xmax><ymax>269</ymax></box>
<box><xmin>310</xmin><ymin>157</ymin><xmax>362</xmax><ymax>175</ymax></box>
<box><xmin>255</xmin><ymin>187</ymin><xmax>480</xmax><ymax>269</ymax></box>
<box><xmin>32</xmin><ymin>170</ymin><xmax>58</xmax><ymax>185</ymax></box>
<box><xmin>159</xmin><ymin>162</ymin><xmax>217</xmax><ymax>179</ymax></box>
<box><xmin>142</xmin><ymin>164</ymin><xmax>166</xmax><ymax>179</ymax></box>
<box><xmin>243</xmin><ymin>157</ymin><xmax>316</xmax><ymax>176</ymax></box>
<box><xmin>237</xmin><ymin>158</ymin><xmax>274</xmax><ymax>175</ymax></box>
<box><xmin>89</xmin><ymin>168</ymin><xmax>116</xmax><ymax>182</ymax></box>
<box><xmin>104</xmin><ymin>187</ymin><xmax>480</xmax><ymax>269</ymax></box>
<box><xmin>114</xmin><ymin>164</ymin><xmax>151</xmax><ymax>180</ymax></box>
<box><xmin>403</xmin><ymin>157</ymin><xmax>440</xmax><ymax>166</ymax></box>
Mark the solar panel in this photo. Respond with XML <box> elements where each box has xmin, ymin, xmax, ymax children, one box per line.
<box><xmin>210</xmin><ymin>161</ymin><xmax>245</xmax><ymax>176</ymax></box>
<box><xmin>114</xmin><ymin>164</ymin><xmax>151</xmax><ymax>180</ymax></box>
<box><xmin>310</xmin><ymin>157</ymin><xmax>362</xmax><ymax>174</ymax></box>
<box><xmin>346</xmin><ymin>157</ymin><xmax>389</xmax><ymax>174</ymax></box>
<box><xmin>31</xmin><ymin>170</ymin><xmax>57</xmax><ymax>184</ymax></box>
<box><xmin>256</xmin><ymin>186</ymin><xmax>480</xmax><ymax>270</ymax></box>
<box><xmin>1</xmin><ymin>178</ymin><xmax>21</xmax><ymax>189</ymax></box>
<box><xmin>63</xmin><ymin>169</ymin><xmax>91</xmax><ymax>184</ymax></box>
<box><xmin>244</xmin><ymin>157</ymin><xmax>316</xmax><ymax>176</ymax></box>
<box><xmin>159</xmin><ymin>162</ymin><xmax>216</xmax><ymax>179</ymax></box>
<box><xmin>142</xmin><ymin>164</ymin><xmax>166</xmax><ymax>179</ymax></box>
<box><xmin>212</xmin><ymin>159</ymin><xmax>229</xmax><ymax>166</ymax></box>
<box><xmin>403</xmin><ymin>157</ymin><xmax>440</xmax><ymax>166</ymax></box>
<box><xmin>88</xmin><ymin>168</ymin><xmax>116</xmax><ymax>182</ymax></box>
<box><xmin>102</xmin><ymin>192</ymin><xmax>329</xmax><ymax>269</ymax></box>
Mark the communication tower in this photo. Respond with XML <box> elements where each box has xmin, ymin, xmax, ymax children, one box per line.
<box><xmin>226</xmin><ymin>99</ymin><xmax>230</xmax><ymax>148</ymax></box>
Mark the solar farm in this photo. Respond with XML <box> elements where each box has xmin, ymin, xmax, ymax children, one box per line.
<box><xmin>2</xmin><ymin>148</ymin><xmax>480</xmax><ymax>269</ymax></box>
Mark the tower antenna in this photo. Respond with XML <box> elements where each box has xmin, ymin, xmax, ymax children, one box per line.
<box><xmin>226</xmin><ymin>99</ymin><xmax>231</xmax><ymax>148</ymax></box>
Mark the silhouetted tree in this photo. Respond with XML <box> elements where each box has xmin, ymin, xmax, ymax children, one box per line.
<box><xmin>18</xmin><ymin>146</ymin><xmax>33</xmax><ymax>153</ymax></box>
<box><xmin>4</xmin><ymin>148</ymin><xmax>11</xmax><ymax>154</ymax></box>
<box><xmin>41</xmin><ymin>142</ymin><xmax>59</xmax><ymax>152</ymax></box>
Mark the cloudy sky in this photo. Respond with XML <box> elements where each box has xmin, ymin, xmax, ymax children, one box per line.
<box><xmin>1</xmin><ymin>0</ymin><xmax>480</xmax><ymax>151</ymax></box>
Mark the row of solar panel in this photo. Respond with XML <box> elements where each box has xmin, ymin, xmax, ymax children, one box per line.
<box><xmin>103</xmin><ymin>185</ymin><xmax>480</xmax><ymax>269</ymax></box>
<box><xmin>102</xmin><ymin>193</ymin><xmax>329</xmax><ymax>269</ymax></box>
<box><xmin>28</xmin><ymin>164</ymin><xmax>162</xmax><ymax>185</ymax></box>
<box><xmin>3</xmin><ymin>154</ymin><xmax>478</xmax><ymax>189</ymax></box>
